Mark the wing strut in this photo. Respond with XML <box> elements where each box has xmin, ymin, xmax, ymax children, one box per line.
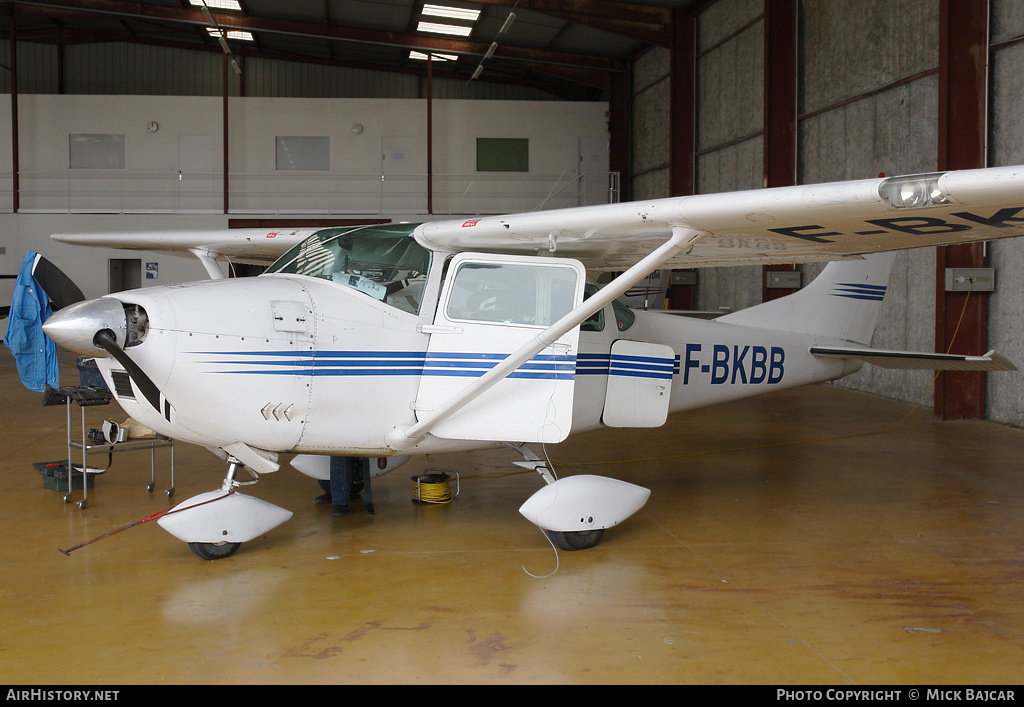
<box><xmin>385</xmin><ymin>226</ymin><xmax>708</xmax><ymax>451</ymax></box>
<box><xmin>189</xmin><ymin>248</ymin><xmax>227</xmax><ymax>280</ymax></box>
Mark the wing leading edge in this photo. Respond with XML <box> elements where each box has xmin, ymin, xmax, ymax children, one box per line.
<box><xmin>50</xmin><ymin>228</ymin><xmax>319</xmax><ymax>266</ymax></box>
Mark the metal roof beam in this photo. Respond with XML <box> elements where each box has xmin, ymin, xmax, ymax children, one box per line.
<box><xmin>473</xmin><ymin>0</ymin><xmax>672</xmax><ymax>46</ymax></box>
<box><xmin>12</xmin><ymin>0</ymin><xmax>620</xmax><ymax>78</ymax></box>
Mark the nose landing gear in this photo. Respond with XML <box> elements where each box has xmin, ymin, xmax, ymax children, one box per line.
<box><xmin>157</xmin><ymin>457</ymin><xmax>293</xmax><ymax>560</ymax></box>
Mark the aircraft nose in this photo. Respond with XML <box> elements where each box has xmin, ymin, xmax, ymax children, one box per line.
<box><xmin>42</xmin><ymin>297</ymin><xmax>128</xmax><ymax>356</ymax></box>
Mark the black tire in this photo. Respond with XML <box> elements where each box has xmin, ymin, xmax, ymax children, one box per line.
<box><xmin>547</xmin><ymin>528</ymin><xmax>604</xmax><ymax>551</ymax></box>
<box><xmin>188</xmin><ymin>541</ymin><xmax>241</xmax><ymax>560</ymax></box>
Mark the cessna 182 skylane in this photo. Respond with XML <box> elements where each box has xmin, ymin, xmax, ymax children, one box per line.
<box><xmin>38</xmin><ymin>165</ymin><xmax>1024</xmax><ymax>560</ymax></box>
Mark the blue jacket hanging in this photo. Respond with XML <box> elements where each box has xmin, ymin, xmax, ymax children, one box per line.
<box><xmin>3</xmin><ymin>250</ymin><xmax>59</xmax><ymax>393</ymax></box>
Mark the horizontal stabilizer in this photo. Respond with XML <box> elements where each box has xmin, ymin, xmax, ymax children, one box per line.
<box><xmin>809</xmin><ymin>346</ymin><xmax>1017</xmax><ymax>371</ymax></box>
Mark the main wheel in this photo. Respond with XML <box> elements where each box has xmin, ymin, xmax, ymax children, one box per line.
<box><xmin>547</xmin><ymin>528</ymin><xmax>604</xmax><ymax>551</ymax></box>
<box><xmin>188</xmin><ymin>541</ymin><xmax>241</xmax><ymax>560</ymax></box>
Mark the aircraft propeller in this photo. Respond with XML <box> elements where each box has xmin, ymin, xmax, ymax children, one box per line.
<box><xmin>30</xmin><ymin>254</ymin><xmax>85</xmax><ymax>311</ymax></box>
<box><xmin>37</xmin><ymin>266</ymin><xmax>169</xmax><ymax>417</ymax></box>
<box><xmin>91</xmin><ymin>326</ymin><xmax>165</xmax><ymax>413</ymax></box>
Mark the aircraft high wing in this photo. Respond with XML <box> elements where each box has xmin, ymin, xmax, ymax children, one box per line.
<box><xmin>53</xmin><ymin>167</ymin><xmax>1024</xmax><ymax>272</ymax></box>
<box><xmin>414</xmin><ymin>167</ymin><xmax>1024</xmax><ymax>268</ymax></box>
<box><xmin>25</xmin><ymin>165</ymin><xmax>1024</xmax><ymax>560</ymax></box>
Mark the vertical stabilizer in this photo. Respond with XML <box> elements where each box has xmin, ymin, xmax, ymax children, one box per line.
<box><xmin>716</xmin><ymin>253</ymin><xmax>896</xmax><ymax>344</ymax></box>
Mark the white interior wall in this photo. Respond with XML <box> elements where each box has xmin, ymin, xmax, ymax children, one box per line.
<box><xmin>0</xmin><ymin>94</ymin><xmax>608</xmax><ymax>299</ymax></box>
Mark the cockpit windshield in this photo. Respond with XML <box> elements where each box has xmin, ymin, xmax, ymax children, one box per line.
<box><xmin>264</xmin><ymin>224</ymin><xmax>431</xmax><ymax>315</ymax></box>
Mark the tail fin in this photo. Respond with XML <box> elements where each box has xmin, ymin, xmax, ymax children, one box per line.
<box><xmin>716</xmin><ymin>253</ymin><xmax>896</xmax><ymax>345</ymax></box>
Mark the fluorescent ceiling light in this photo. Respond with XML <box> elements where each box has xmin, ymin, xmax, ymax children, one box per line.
<box><xmin>410</xmin><ymin>51</ymin><xmax>459</xmax><ymax>62</ymax></box>
<box><xmin>417</xmin><ymin>21</ymin><xmax>473</xmax><ymax>36</ymax></box>
<box><xmin>422</xmin><ymin>4</ymin><xmax>481</xmax><ymax>22</ymax></box>
<box><xmin>189</xmin><ymin>0</ymin><xmax>242</xmax><ymax>11</ymax></box>
<box><xmin>207</xmin><ymin>27</ymin><xmax>254</xmax><ymax>41</ymax></box>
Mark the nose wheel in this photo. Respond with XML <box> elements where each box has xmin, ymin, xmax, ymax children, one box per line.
<box><xmin>186</xmin><ymin>459</ymin><xmax>246</xmax><ymax>560</ymax></box>
<box><xmin>188</xmin><ymin>541</ymin><xmax>241</xmax><ymax>560</ymax></box>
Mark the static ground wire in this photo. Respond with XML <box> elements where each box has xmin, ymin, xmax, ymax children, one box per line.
<box><xmin>58</xmin><ymin>488</ymin><xmax>233</xmax><ymax>555</ymax></box>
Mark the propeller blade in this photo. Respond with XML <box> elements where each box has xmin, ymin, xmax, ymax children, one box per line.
<box><xmin>93</xmin><ymin>328</ymin><xmax>169</xmax><ymax>417</ymax></box>
<box><xmin>31</xmin><ymin>255</ymin><xmax>85</xmax><ymax>311</ymax></box>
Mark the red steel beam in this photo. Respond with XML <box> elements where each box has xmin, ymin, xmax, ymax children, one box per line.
<box><xmin>222</xmin><ymin>51</ymin><xmax>229</xmax><ymax>215</ymax></box>
<box><xmin>934</xmin><ymin>0</ymin><xmax>990</xmax><ymax>419</ymax></box>
<box><xmin>608</xmin><ymin>69</ymin><xmax>629</xmax><ymax>202</ymax></box>
<box><xmin>667</xmin><ymin>7</ymin><xmax>697</xmax><ymax>310</ymax></box>
<box><xmin>9</xmin><ymin>11</ymin><xmax>18</xmax><ymax>213</ymax></box>
<box><xmin>761</xmin><ymin>0</ymin><xmax>798</xmax><ymax>301</ymax></box>
<box><xmin>669</xmin><ymin>7</ymin><xmax>695</xmax><ymax>198</ymax></box>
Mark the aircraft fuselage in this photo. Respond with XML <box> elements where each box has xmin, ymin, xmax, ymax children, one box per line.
<box><xmin>90</xmin><ymin>266</ymin><xmax>851</xmax><ymax>460</ymax></box>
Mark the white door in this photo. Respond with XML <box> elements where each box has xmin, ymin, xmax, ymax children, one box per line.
<box><xmin>578</xmin><ymin>135</ymin><xmax>610</xmax><ymax>206</ymax></box>
<box><xmin>381</xmin><ymin>136</ymin><xmax>425</xmax><ymax>214</ymax></box>
<box><xmin>178</xmin><ymin>134</ymin><xmax>217</xmax><ymax>212</ymax></box>
<box><xmin>415</xmin><ymin>252</ymin><xmax>585</xmax><ymax>443</ymax></box>
<box><xmin>601</xmin><ymin>340</ymin><xmax>675</xmax><ymax>427</ymax></box>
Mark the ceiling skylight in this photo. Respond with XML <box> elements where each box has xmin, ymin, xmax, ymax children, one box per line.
<box><xmin>409</xmin><ymin>51</ymin><xmax>459</xmax><ymax>62</ymax></box>
<box><xmin>207</xmin><ymin>28</ymin><xmax>254</xmax><ymax>41</ymax></box>
<box><xmin>417</xmin><ymin>21</ymin><xmax>474</xmax><ymax>37</ymax></box>
<box><xmin>189</xmin><ymin>0</ymin><xmax>242</xmax><ymax>11</ymax></box>
<box><xmin>422</xmin><ymin>4</ymin><xmax>481</xmax><ymax>22</ymax></box>
<box><xmin>416</xmin><ymin>4</ymin><xmax>479</xmax><ymax>38</ymax></box>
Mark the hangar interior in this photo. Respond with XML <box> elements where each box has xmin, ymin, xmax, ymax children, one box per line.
<box><xmin>2</xmin><ymin>0</ymin><xmax>1024</xmax><ymax>685</ymax></box>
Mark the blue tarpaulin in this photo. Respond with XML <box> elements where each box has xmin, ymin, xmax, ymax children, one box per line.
<box><xmin>3</xmin><ymin>250</ymin><xmax>59</xmax><ymax>392</ymax></box>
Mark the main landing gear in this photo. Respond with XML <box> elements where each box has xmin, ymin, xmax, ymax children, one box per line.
<box><xmin>514</xmin><ymin>446</ymin><xmax>650</xmax><ymax>552</ymax></box>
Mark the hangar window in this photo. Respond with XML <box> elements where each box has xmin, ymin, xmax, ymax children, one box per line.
<box><xmin>69</xmin><ymin>134</ymin><xmax>125</xmax><ymax>170</ymax></box>
<box><xmin>476</xmin><ymin>138</ymin><xmax>529</xmax><ymax>172</ymax></box>
<box><xmin>275</xmin><ymin>136</ymin><xmax>330</xmax><ymax>171</ymax></box>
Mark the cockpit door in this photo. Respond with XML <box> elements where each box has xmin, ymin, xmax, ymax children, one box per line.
<box><xmin>415</xmin><ymin>252</ymin><xmax>585</xmax><ymax>443</ymax></box>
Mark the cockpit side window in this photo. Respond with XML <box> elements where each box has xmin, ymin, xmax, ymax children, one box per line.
<box><xmin>265</xmin><ymin>224</ymin><xmax>430</xmax><ymax>315</ymax></box>
<box><xmin>611</xmin><ymin>298</ymin><xmax>635</xmax><ymax>331</ymax></box>
<box><xmin>581</xmin><ymin>284</ymin><xmax>605</xmax><ymax>332</ymax></box>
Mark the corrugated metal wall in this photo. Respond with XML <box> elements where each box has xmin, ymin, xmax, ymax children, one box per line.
<box><xmin>1</xmin><ymin>40</ymin><xmax>559</xmax><ymax>101</ymax></box>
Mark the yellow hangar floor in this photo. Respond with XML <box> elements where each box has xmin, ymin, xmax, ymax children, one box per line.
<box><xmin>2</xmin><ymin>349</ymin><xmax>1023</xmax><ymax>685</ymax></box>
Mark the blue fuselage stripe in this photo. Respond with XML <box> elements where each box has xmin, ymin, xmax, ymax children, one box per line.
<box><xmin>192</xmin><ymin>350</ymin><xmax>681</xmax><ymax>381</ymax></box>
<box><xmin>192</xmin><ymin>350</ymin><xmax>582</xmax><ymax>380</ymax></box>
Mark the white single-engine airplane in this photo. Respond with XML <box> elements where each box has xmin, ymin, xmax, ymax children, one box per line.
<box><xmin>34</xmin><ymin>166</ymin><xmax>1024</xmax><ymax>559</ymax></box>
